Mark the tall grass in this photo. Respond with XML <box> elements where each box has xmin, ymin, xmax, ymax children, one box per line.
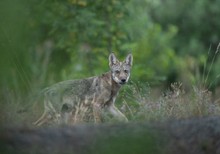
<box><xmin>1</xmin><ymin>44</ymin><xmax>220</xmax><ymax>126</ymax></box>
<box><xmin>120</xmin><ymin>43</ymin><xmax>220</xmax><ymax>122</ymax></box>
<box><xmin>121</xmin><ymin>81</ymin><xmax>220</xmax><ymax>122</ymax></box>
<box><xmin>204</xmin><ymin>42</ymin><xmax>220</xmax><ymax>88</ymax></box>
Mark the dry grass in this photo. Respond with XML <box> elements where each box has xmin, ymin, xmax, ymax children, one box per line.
<box><xmin>1</xmin><ymin>81</ymin><xmax>220</xmax><ymax>126</ymax></box>
<box><xmin>1</xmin><ymin>79</ymin><xmax>220</xmax><ymax>127</ymax></box>
<box><xmin>120</xmin><ymin>82</ymin><xmax>220</xmax><ymax>122</ymax></box>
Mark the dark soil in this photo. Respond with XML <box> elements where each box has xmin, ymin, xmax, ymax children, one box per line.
<box><xmin>1</xmin><ymin>116</ymin><xmax>220</xmax><ymax>154</ymax></box>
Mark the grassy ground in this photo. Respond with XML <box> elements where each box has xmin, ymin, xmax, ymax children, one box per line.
<box><xmin>121</xmin><ymin>82</ymin><xmax>220</xmax><ymax>122</ymax></box>
<box><xmin>1</xmin><ymin>81</ymin><xmax>220</xmax><ymax>127</ymax></box>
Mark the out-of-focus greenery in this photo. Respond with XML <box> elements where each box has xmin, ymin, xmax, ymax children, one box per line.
<box><xmin>0</xmin><ymin>0</ymin><xmax>220</xmax><ymax>120</ymax></box>
<box><xmin>146</xmin><ymin>0</ymin><xmax>220</xmax><ymax>88</ymax></box>
<box><xmin>1</xmin><ymin>4</ymin><xmax>220</xmax><ymax>154</ymax></box>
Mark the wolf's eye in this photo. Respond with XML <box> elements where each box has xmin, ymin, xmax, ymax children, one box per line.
<box><xmin>124</xmin><ymin>70</ymin><xmax>128</xmax><ymax>73</ymax></box>
<box><xmin>115</xmin><ymin>70</ymin><xmax>120</xmax><ymax>74</ymax></box>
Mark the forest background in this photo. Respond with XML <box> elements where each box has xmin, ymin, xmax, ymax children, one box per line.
<box><xmin>1</xmin><ymin>0</ymin><xmax>220</xmax><ymax>125</ymax></box>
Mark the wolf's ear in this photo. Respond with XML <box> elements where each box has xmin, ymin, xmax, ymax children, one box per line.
<box><xmin>109</xmin><ymin>53</ymin><xmax>118</xmax><ymax>67</ymax></box>
<box><xmin>125</xmin><ymin>53</ymin><xmax>133</xmax><ymax>66</ymax></box>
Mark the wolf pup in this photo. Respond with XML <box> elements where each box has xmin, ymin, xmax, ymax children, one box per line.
<box><xmin>33</xmin><ymin>53</ymin><xmax>133</xmax><ymax>126</ymax></box>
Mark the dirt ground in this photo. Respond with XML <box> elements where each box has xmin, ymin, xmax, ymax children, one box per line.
<box><xmin>1</xmin><ymin>116</ymin><xmax>220</xmax><ymax>154</ymax></box>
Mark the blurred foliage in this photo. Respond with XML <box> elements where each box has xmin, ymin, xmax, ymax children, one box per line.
<box><xmin>145</xmin><ymin>0</ymin><xmax>220</xmax><ymax>88</ymax></box>
<box><xmin>147</xmin><ymin>0</ymin><xmax>220</xmax><ymax>55</ymax></box>
<box><xmin>1</xmin><ymin>0</ymin><xmax>220</xmax><ymax>103</ymax></box>
<box><xmin>133</xmin><ymin>24</ymin><xmax>178</xmax><ymax>84</ymax></box>
<box><xmin>0</xmin><ymin>0</ymin><xmax>32</xmax><ymax>101</ymax></box>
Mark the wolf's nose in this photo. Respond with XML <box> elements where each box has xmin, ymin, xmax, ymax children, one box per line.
<box><xmin>121</xmin><ymin>79</ymin><xmax>126</xmax><ymax>83</ymax></box>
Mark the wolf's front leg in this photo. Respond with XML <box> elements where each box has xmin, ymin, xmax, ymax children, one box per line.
<box><xmin>93</xmin><ymin>103</ymin><xmax>103</xmax><ymax>123</ymax></box>
<box><xmin>108</xmin><ymin>105</ymin><xmax>128</xmax><ymax>122</ymax></box>
<box><xmin>60</xmin><ymin>103</ymin><xmax>73</xmax><ymax>125</ymax></box>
